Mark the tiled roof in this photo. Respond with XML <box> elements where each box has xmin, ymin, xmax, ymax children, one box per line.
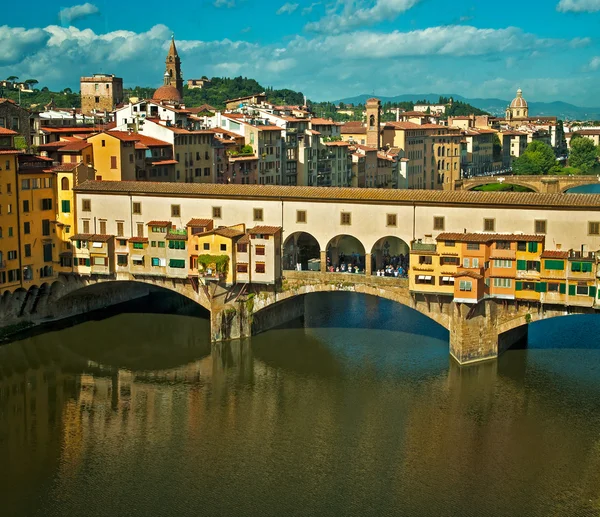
<box><xmin>229</xmin><ymin>155</ymin><xmax>258</xmax><ymax>161</ymax></box>
<box><xmin>541</xmin><ymin>250</ymin><xmax>569</xmax><ymax>259</ymax></box>
<box><xmin>41</xmin><ymin>127</ymin><xmax>96</xmax><ymax>134</ymax></box>
<box><xmin>59</xmin><ymin>141</ymin><xmax>91</xmax><ymax>152</ymax></box>
<box><xmin>51</xmin><ymin>163</ymin><xmax>81</xmax><ymax>172</ymax></box>
<box><xmin>248</xmin><ymin>226</ymin><xmax>282</xmax><ymax>235</ymax></box>
<box><xmin>146</xmin><ymin>220</ymin><xmax>172</xmax><ymax>227</ymax></box>
<box><xmin>133</xmin><ymin>134</ymin><xmax>171</xmax><ymax>147</ymax></box>
<box><xmin>129</xmin><ymin>237</ymin><xmax>149</xmax><ymax>243</ymax></box>
<box><xmin>198</xmin><ymin>226</ymin><xmax>246</xmax><ymax>239</ymax></box>
<box><xmin>237</xmin><ymin>233</ymin><xmax>251</xmax><ymax>244</ymax></box>
<box><xmin>324</xmin><ymin>141</ymin><xmax>349</xmax><ymax>147</ymax></box>
<box><xmin>0</xmin><ymin>127</ymin><xmax>18</xmax><ymax>135</ymax></box>
<box><xmin>437</xmin><ymin>232</ymin><xmax>545</xmax><ymax>243</ymax></box>
<box><xmin>187</xmin><ymin>218</ymin><xmax>213</xmax><ymax>227</ymax></box>
<box><xmin>74</xmin><ymin>181</ymin><xmax>600</xmax><ymax>209</ymax></box>
<box><xmin>70</xmin><ymin>233</ymin><xmax>93</xmax><ymax>241</ymax></box>
<box><xmin>105</xmin><ymin>130</ymin><xmax>140</xmax><ymax>142</ymax></box>
<box><xmin>89</xmin><ymin>234</ymin><xmax>114</xmax><ymax>242</ymax></box>
<box><xmin>455</xmin><ymin>270</ymin><xmax>483</xmax><ymax>279</ymax></box>
<box><xmin>151</xmin><ymin>159</ymin><xmax>178</xmax><ymax>165</ymax></box>
<box><xmin>311</xmin><ymin>118</ymin><xmax>339</xmax><ymax>126</ymax></box>
<box><xmin>0</xmin><ymin>149</ymin><xmax>22</xmax><ymax>154</ymax></box>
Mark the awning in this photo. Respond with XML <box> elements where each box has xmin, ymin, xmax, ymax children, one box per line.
<box><xmin>425</xmin><ymin>276</ymin><xmax>432</xmax><ymax>280</ymax></box>
<box><xmin>417</xmin><ymin>275</ymin><xmax>426</xmax><ymax>280</ymax></box>
<box><xmin>131</xmin><ymin>255</ymin><xmax>144</xmax><ymax>261</ymax></box>
<box><xmin>442</xmin><ymin>276</ymin><xmax>455</xmax><ymax>282</ymax></box>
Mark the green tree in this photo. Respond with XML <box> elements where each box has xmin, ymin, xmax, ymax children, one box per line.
<box><xmin>568</xmin><ymin>137</ymin><xmax>598</xmax><ymax>173</ymax></box>
<box><xmin>513</xmin><ymin>141</ymin><xmax>557</xmax><ymax>175</ymax></box>
<box><xmin>6</xmin><ymin>76</ymin><xmax>18</xmax><ymax>81</ymax></box>
<box><xmin>25</xmin><ymin>79</ymin><xmax>38</xmax><ymax>86</ymax></box>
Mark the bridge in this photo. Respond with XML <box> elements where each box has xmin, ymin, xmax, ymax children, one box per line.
<box><xmin>454</xmin><ymin>175</ymin><xmax>600</xmax><ymax>193</ymax></box>
<box><xmin>3</xmin><ymin>270</ymin><xmax>597</xmax><ymax>366</ymax></box>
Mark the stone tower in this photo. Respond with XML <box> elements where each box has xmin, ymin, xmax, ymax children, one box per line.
<box><xmin>165</xmin><ymin>36</ymin><xmax>183</xmax><ymax>98</ymax></box>
<box><xmin>366</xmin><ymin>98</ymin><xmax>381</xmax><ymax>149</ymax></box>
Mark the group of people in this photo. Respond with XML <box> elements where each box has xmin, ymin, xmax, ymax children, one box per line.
<box><xmin>375</xmin><ymin>265</ymin><xmax>405</xmax><ymax>277</ymax></box>
<box><xmin>328</xmin><ymin>263</ymin><xmax>363</xmax><ymax>274</ymax></box>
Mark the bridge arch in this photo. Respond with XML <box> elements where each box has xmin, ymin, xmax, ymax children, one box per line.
<box><xmin>282</xmin><ymin>231</ymin><xmax>321</xmax><ymax>271</ymax></box>
<box><xmin>467</xmin><ymin>179</ymin><xmax>538</xmax><ymax>193</ymax></box>
<box><xmin>326</xmin><ymin>234</ymin><xmax>366</xmax><ymax>272</ymax></box>
<box><xmin>370</xmin><ymin>236</ymin><xmax>410</xmax><ymax>273</ymax></box>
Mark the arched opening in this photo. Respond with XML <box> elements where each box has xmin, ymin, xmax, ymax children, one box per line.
<box><xmin>326</xmin><ymin>235</ymin><xmax>365</xmax><ymax>273</ymax></box>
<box><xmin>61</xmin><ymin>177</ymin><xmax>69</xmax><ymax>190</ymax></box>
<box><xmin>369</xmin><ymin>114</ymin><xmax>375</xmax><ymax>128</ymax></box>
<box><xmin>282</xmin><ymin>231</ymin><xmax>321</xmax><ymax>271</ymax></box>
<box><xmin>471</xmin><ymin>183</ymin><xmax>535</xmax><ymax>193</ymax></box>
<box><xmin>370</xmin><ymin>236</ymin><xmax>410</xmax><ymax>276</ymax></box>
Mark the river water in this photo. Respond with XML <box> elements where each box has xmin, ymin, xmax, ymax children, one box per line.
<box><xmin>1</xmin><ymin>292</ymin><xmax>600</xmax><ymax>517</ymax></box>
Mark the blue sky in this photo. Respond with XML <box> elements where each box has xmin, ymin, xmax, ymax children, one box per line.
<box><xmin>3</xmin><ymin>0</ymin><xmax>600</xmax><ymax>104</ymax></box>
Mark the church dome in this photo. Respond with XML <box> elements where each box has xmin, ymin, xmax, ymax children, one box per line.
<box><xmin>510</xmin><ymin>88</ymin><xmax>528</xmax><ymax>109</ymax></box>
<box><xmin>152</xmin><ymin>85</ymin><xmax>182</xmax><ymax>103</ymax></box>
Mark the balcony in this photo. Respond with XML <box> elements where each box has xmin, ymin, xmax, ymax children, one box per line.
<box><xmin>411</xmin><ymin>242</ymin><xmax>436</xmax><ymax>252</ymax></box>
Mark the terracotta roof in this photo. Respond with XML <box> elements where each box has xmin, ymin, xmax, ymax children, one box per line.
<box><xmin>41</xmin><ymin>127</ymin><xmax>96</xmax><ymax>134</ymax></box>
<box><xmin>135</xmin><ymin>143</ymin><xmax>149</xmax><ymax>150</ymax></box>
<box><xmin>105</xmin><ymin>130</ymin><xmax>140</xmax><ymax>142</ymax></box>
<box><xmin>437</xmin><ymin>232</ymin><xmax>545</xmax><ymax>243</ymax></box>
<box><xmin>386</xmin><ymin>121</ymin><xmax>423</xmax><ymax>130</ymax></box>
<box><xmin>237</xmin><ymin>234</ymin><xmax>251</xmax><ymax>244</ymax></box>
<box><xmin>341</xmin><ymin>124</ymin><xmax>366</xmax><ymax>134</ymax></box>
<box><xmin>151</xmin><ymin>159</ymin><xmax>178</xmax><ymax>165</ymax></box>
<box><xmin>541</xmin><ymin>250</ymin><xmax>569</xmax><ymax>259</ymax></box>
<box><xmin>256</xmin><ymin>125</ymin><xmax>282</xmax><ymax>132</ymax></box>
<box><xmin>152</xmin><ymin>85</ymin><xmax>182</xmax><ymax>103</ymax></box>
<box><xmin>229</xmin><ymin>155</ymin><xmax>258</xmax><ymax>161</ymax></box>
<box><xmin>75</xmin><ymin>181</ymin><xmax>600</xmax><ymax>210</ymax></box>
<box><xmin>51</xmin><ymin>163</ymin><xmax>81</xmax><ymax>172</ymax></box>
<box><xmin>70</xmin><ymin>233</ymin><xmax>93</xmax><ymax>241</ymax></box>
<box><xmin>214</xmin><ymin>227</ymin><xmax>245</xmax><ymax>238</ymax></box>
<box><xmin>455</xmin><ymin>270</ymin><xmax>483</xmax><ymax>279</ymax></box>
<box><xmin>129</xmin><ymin>237</ymin><xmax>149</xmax><ymax>243</ymax></box>
<box><xmin>187</xmin><ymin>218</ymin><xmax>213</xmax><ymax>227</ymax></box>
<box><xmin>572</xmin><ymin>129</ymin><xmax>600</xmax><ymax>136</ymax></box>
<box><xmin>0</xmin><ymin>149</ymin><xmax>22</xmax><ymax>155</ymax></box>
<box><xmin>59</xmin><ymin>141</ymin><xmax>91</xmax><ymax>152</ymax></box>
<box><xmin>307</xmin><ymin>129</ymin><xmax>321</xmax><ymax>135</ymax></box>
<box><xmin>187</xmin><ymin>104</ymin><xmax>217</xmax><ymax>114</ymax></box>
<box><xmin>89</xmin><ymin>234</ymin><xmax>114</xmax><ymax>242</ymax></box>
<box><xmin>311</xmin><ymin>118</ymin><xmax>340</xmax><ymax>126</ymax></box>
<box><xmin>146</xmin><ymin>220</ymin><xmax>172</xmax><ymax>227</ymax></box>
<box><xmin>248</xmin><ymin>226</ymin><xmax>282</xmax><ymax>235</ymax></box>
<box><xmin>133</xmin><ymin>134</ymin><xmax>171</xmax><ymax>147</ymax></box>
<box><xmin>324</xmin><ymin>141</ymin><xmax>350</xmax><ymax>147</ymax></box>
<box><xmin>0</xmin><ymin>127</ymin><xmax>18</xmax><ymax>136</ymax></box>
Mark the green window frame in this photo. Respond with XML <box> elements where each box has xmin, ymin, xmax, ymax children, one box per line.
<box><xmin>169</xmin><ymin>240</ymin><xmax>186</xmax><ymax>250</ymax></box>
<box><xmin>516</xmin><ymin>260</ymin><xmax>527</xmax><ymax>271</ymax></box>
<box><xmin>535</xmin><ymin>282</ymin><xmax>547</xmax><ymax>293</ymax></box>
<box><xmin>169</xmin><ymin>259</ymin><xmax>186</xmax><ymax>268</ymax></box>
<box><xmin>85</xmin><ymin>258</ymin><xmax>90</xmax><ymax>267</ymax></box>
<box><xmin>516</xmin><ymin>281</ymin><xmax>523</xmax><ymax>291</ymax></box>
<box><xmin>544</xmin><ymin>260</ymin><xmax>564</xmax><ymax>271</ymax></box>
<box><xmin>151</xmin><ymin>241</ymin><xmax>157</xmax><ymax>247</ymax></box>
<box><xmin>133</xmin><ymin>242</ymin><xmax>144</xmax><ymax>249</ymax></box>
<box><xmin>61</xmin><ymin>200</ymin><xmax>70</xmax><ymax>213</ymax></box>
<box><xmin>559</xmin><ymin>283</ymin><xmax>567</xmax><ymax>294</ymax></box>
<box><xmin>568</xmin><ymin>284</ymin><xmax>576</xmax><ymax>296</ymax></box>
<box><xmin>158</xmin><ymin>241</ymin><xmax>165</xmax><ymax>248</ymax></box>
<box><xmin>151</xmin><ymin>257</ymin><xmax>160</xmax><ymax>267</ymax></box>
<box><xmin>590</xmin><ymin>286</ymin><xmax>597</xmax><ymax>298</ymax></box>
<box><xmin>582</xmin><ymin>262</ymin><xmax>593</xmax><ymax>273</ymax></box>
<box><xmin>571</xmin><ymin>262</ymin><xmax>582</xmax><ymax>272</ymax></box>
<box><xmin>527</xmin><ymin>242</ymin><xmax>538</xmax><ymax>253</ymax></box>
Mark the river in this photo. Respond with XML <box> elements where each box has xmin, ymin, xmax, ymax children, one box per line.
<box><xmin>1</xmin><ymin>292</ymin><xmax>600</xmax><ymax>517</ymax></box>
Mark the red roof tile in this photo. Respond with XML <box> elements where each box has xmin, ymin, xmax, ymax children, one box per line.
<box><xmin>249</xmin><ymin>226</ymin><xmax>282</xmax><ymax>235</ymax></box>
<box><xmin>146</xmin><ymin>220</ymin><xmax>172</xmax><ymax>227</ymax></box>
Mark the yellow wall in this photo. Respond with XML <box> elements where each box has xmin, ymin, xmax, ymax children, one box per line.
<box><xmin>88</xmin><ymin>134</ymin><xmax>136</xmax><ymax>181</ymax></box>
<box><xmin>193</xmin><ymin>233</ymin><xmax>236</xmax><ymax>285</ymax></box>
<box><xmin>0</xmin><ymin>153</ymin><xmax>21</xmax><ymax>291</ymax></box>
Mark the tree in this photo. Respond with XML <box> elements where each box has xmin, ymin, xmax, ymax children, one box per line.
<box><xmin>568</xmin><ymin>137</ymin><xmax>598</xmax><ymax>173</ymax></box>
<box><xmin>6</xmin><ymin>76</ymin><xmax>18</xmax><ymax>81</ymax></box>
<box><xmin>62</xmin><ymin>87</ymin><xmax>72</xmax><ymax>94</ymax></box>
<box><xmin>25</xmin><ymin>79</ymin><xmax>38</xmax><ymax>87</ymax></box>
<box><xmin>513</xmin><ymin>141</ymin><xmax>557</xmax><ymax>175</ymax></box>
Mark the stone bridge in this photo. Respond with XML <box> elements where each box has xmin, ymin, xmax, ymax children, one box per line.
<box><xmin>454</xmin><ymin>175</ymin><xmax>600</xmax><ymax>193</ymax></box>
<box><xmin>2</xmin><ymin>271</ymin><xmax>598</xmax><ymax>366</ymax></box>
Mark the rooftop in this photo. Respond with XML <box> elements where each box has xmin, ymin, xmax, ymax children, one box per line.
<box><xmin>436</xmin><ymin>232</ymin><xmax>545</xmax><ymax>243</ymax></box>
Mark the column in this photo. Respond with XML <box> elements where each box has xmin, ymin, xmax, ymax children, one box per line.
<box><xmin>365</xmin><ymin>253</ymin><xmax>372</xmax><ymax>276</ymax></box>
<box><xmin>320</xmin><ymin>250</ymin><xmax>327</xmax><ymax>273</ymax></box>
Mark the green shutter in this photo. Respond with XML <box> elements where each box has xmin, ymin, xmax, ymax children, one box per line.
<box><xmin>571</xmin><ymin>262</ymin><xmax>582</xmax><ymax>272</ymax></box>
<box><xmin>528</xmin><ymin>242</ymin><xmax>538</xmax><ymax>253</ymax></box>
<box><xmin>517</xmin><ymin>260</ymin><xmax>527</xmax><ymax>271</ymax></box>
<box><xmin>559</xmin><ymin>283</ymin><xmax>566</xmax><ymax>294</ymax></box>
<box><xmin>516</xmin><ymin>281</ymin><xmax>523</xmax><ymax>291</ymax></box>
<box><xmin>85</xmin><ymin>258</ymin><xmax>90</xmax><ymax>267</ymax></box>
<box><xmin>589</xmin><ymin>286</ymin><xmax>597</xmax><ymax>298</ymax></box>
<box><xmin>61</xmin><ymin>200</ymin><xmax>70</xmax><ymax>213</ymax></box>
<box><xmin>169</xmin><ymin>259</ymin><xmax>185</xmax><ymax>268</ymax></box>
<box><xmin>535</xmin><ymin>282</ymin><xmax>547</xmax><ymax>293</ymax></box>
<box><xmin>582</xmin><ymin>262</ymin><xmax>593</xmax><ymax>273</ymax></box>
<box><xmin>568</xmin><ymin>284</ymin><xmax>576</xmax><ymax>296</ymax></box>
<box><xmin>169</xmin><ymin>241</ymin><xmax>175</xmax><ymax>249</ymax></box>
<box><xmin>544</xmin><ymin>260</ymin><xmax>564</xmax><ymax>271</ymax></box>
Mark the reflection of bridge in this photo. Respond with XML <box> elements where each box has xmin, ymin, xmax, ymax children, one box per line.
<box><xmin>455</xmin><ymin>175</ymin><xmax>600</xmax><ymax>193</ymax></box>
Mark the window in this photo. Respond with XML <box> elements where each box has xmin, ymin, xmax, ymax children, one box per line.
<box><xmin>171</xmin><ymin>204</ymin><xmax>181</xmax><ymax>217</ymax></box>
<box><xmin>256</xmin><ymin>245</ymin><xmax>266</xmax><ymax>256</ymax></box>
<box><xmin>419</xmin><ymin>255</ymin><xmax>432</xmax><ymax>265</ymax></box>
<box><xmin>484</xmin><ymin>218</ymin><xmax>495</xmax><ymax>232</ymax></box>
<box><xmin>133</xmin><ymin>202</ymin><xmax>142</xmax><ymax>215</ymax></box>
<box><xmin>61</xmin><ymin>177</ymin><xmax>69</xmax><ymax>190</ymax></box>
<box><xmin>544</xmin><ymin>260</ymin><xmax>564</xmax><ymax>271</ymax></box>
<box><xmin>493</xmin><ymin>259</ymin><xmax>512</xmax><ymax>268</ymax></box>
<box><xmin>169</xmin><ymin>240</ymin><xmax>186</xmax><ymax>250</ymax></box>
<box><xmin>61</xmin><ymin>200</ymin><xmax>70</xmax><ymax>213</ymax></box>
<box><xmin>151</xmin><ymin>241</ymin><xmax>157</xmax><ymax>247</ymax></box>
<box><xmin>386</xmin><ymin>213</ymin><xmax>398</xmax><ymax>227</ymax></box>
<box><xmin>137</xmin><ymin>223</ymin><xmax>144</xmax><ymax>238</ymax></box>
<box><xmin>516</xmin><ymin>260</ymin><xmax>540</xmax><ymax>272</ymax></box>
<box><xmin>493</xmin><ymin>278</ymin><xmax>512</xmax><ymax>288</ymax></box>
<box><xmin>444</xmin><ymin>241</ymin><xmax>455</xmax><ymax>247</ymax></box>
<box><xmin>43</xmin><ymin>243</ymin><xmax>52</xmax><ymax>263</ymax></box>
<box><xmin>6</xmin><ymin>183</ymin><xmax>10</xmax><ymax>194</ymax></box>
<box><xmin>169</xmin><ymin>259</ymin><xmax>186</xmax><ymax>268</ymax></box>
<box><xmin>7</xmin><ymin>250</ymin><xmax>17</xmax><ymax>261</ymax></box>
<box><xmin>151</xmin><ymin>257</ymin><xmax>161</xmax><ymax>267</ymax></box>
<box><xmin>472</xmin><ymin>258</ymin><xmax>480</xmax><ymax>268</ymax></box>
<box><xmin>236</xmin><ymin>264</ymin><xmax>248</xmax><ymax>273</ymax></box>
<box><xmin>82</xmin><ymin>199</ymin><xmax>91</xmax><ymax>212</ymax></box>
<box><xmin>117</xmin><ymin>255</ymin><xmax>128</xmax><ymax>266</ymax></box>
<box><xmin>534</xmin><ymin>220</ymin><xmax>547</xmax><ymax>235</ymax></box>
<box><xmin>129</xmin><ymin>154</ymin><xmax>134</xmax><ymax>164</ymax></box>
<box><xmin>459</xmin><ymin>280</ymin><xmax>472</xmax><ymax>292</ymax></box>
<box><xmin>466</xmin><ymin>243</ymin><xmax>480</xmax><ymax>251</ymax></box>
<box><xmin>496</xmin><ymin>241</ymin><xmax>511</xmax><ymax>250</ymax></box>
<box><xmin>297</xmin><ymin>210</ymin><xmax>307</xmax><ymax>223</ymax></box>
<box><xmin>7</xmin><ymin>204</ymin><xmax>12</xmax><ymax>214</ymax></box>
<box><xmin>576</xmin><ymin>283</ymin><xmax>589</xmax><ymax>296</ymax></box>
<box><xmin>99</xmin><ymin>221</ymin><xmax>106</xmax><ymax>234</ymax></box>
<box><xmin>463</xmin><ymin>258</ymin><xmax>470</xmax><ymax>268</ymax></box>
<box><xmin>203</xmin><ymin>243</ymin><xmax>210</xmax><ymax>251</ymax></box>
<box><xmin>253</xmin><ymin>208</ymin><xmax>263</xmax><ymax>222</ymax></box>
<box><xmin>212</xmin><ymin>206</ymin><xmax>222</xmax><ymax>219</ymax></box>
<box><xmin>255</xmin><ymin>262</ymin><xmax>266</xmax><ymax>274</ymax></box>
<box><xmin>237</xmin><ymin>243</ymin><xmax>248</xmax><ymax>253</ymax></box>
<box><xmin>527</xmin><ymin>242</ymin><xmax>539</xmax><ymax>253</ymax></box>
<box><xmin>24</xmin><ymin>244</ymin><xmax>31</xmax><ymax>257</ymax></box>
<box><xmin>415</xmin><ymin>275</ymin><xmax>435</xmax><ymax>285</ymax></box>
<box><xmin>433</xmin><ymin>216</ymin><xmax>445</xmax><ymax>231</ymax></box>
<box><xmin>439</xmin><ymin>276</ymin><xmax>455</xmax><ymax>286</ymax></box>
<box><xmin>93</xmin><ymin>257</ymin><xmax>107</xmax><ymax>266</ymax></box>
<box><xmin>119</xmin><ymin>239</ymin><xmax>127</xmax><ymax>246</ymax></box>
<box><xmin>340</xmin><ymin>212</ymin><xmax>351</xmax><ymax>225</ymax></box>
<box><xmin>220</xmin><ymin>243</ymin><xmax>227</xmax><ymax>251</ymax></box>
<box><xmin>440</xmin><ymin>256</ymin><xmax>459</xmax><ymax>266</ymax></box>
<box><xmin>133</xmin><ymin>242</ymin><xmax>144</xmax><ymax>249</ymax></box>
<box><xmin>42</xmin><ymin>219</ymin><xmax>50</xmax><ymax>236</ymax></box>
<box><xmin>110</xmin><ymin>156</ymin><xmax>117</xmax><ymax>169</ymax></box>
<box><xmin>548</xmin><ymin>282</ymin><xmax>560</xmax><ymax>292</ymax></box>
<box><xmin>117</xmin><ymin>222</ymin><xmax>124</xmax><ymax>237</ymax></box>
<box><xmin>82</xmin><ymin>220</ymin><xmax>90</xmax><ymax>233</ymax></box>
<box><xmin>158</xmin><ymin>241</ymin><xmax>165</xmax><ymax>248</ymax></box>
<box><xmin>517</xmin><ymin>242</ymin><xmax>527</xmax><ymax>252</ymax></box>
<box><xmin>23</xmin><ymin>222</ymin><xmax>30</xmax><ymax>234</ymax></box>
<box><xmin>8</xmin><ymin>227</ymin><xmax>12</xmax><ymax>237</ymax></box>
<box><xmin>589</xmin><ymin>222</ymin><xmax>600</xmax><ymax>236</ymax></box>
<box><xmin>22</xmin><ymin>200</ymin><xmax>29</xmax><ymax>213</ymax></box>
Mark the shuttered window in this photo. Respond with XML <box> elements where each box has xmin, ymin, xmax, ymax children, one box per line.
<box><xmin>516</xmin><ymin>260</ymin><xmax>527</xmax><ymax>271</ymax></box>
<box><xmin>535</xmin><ymin>282</ymin><xmax>547</xmax><ymax>293</ymax></box>
<box><xmin>61</xmin><ymin>200</ymin><xmax>70</xmax><ymax>213</ymax></box>
<box><xmin>527</xmin><ymin>242</ymin><xmax>539</xmax><ymax>253</ymax></box>
<box><xmin>544</xmin><ymin>260</ymin><xmax>564</xmax><ymax>271</ymax></box>
<box><xmin>169</xmin><ymin>240</ymin><xmax>186</xmax><ymax>250</ymax></box>
<box><xmin>568</xmin><ymin>284</ymin><xmax>576</xmax><ymax>296</ymax></box>
<box><xmin>169</xmin><ymin>259</ymin><xmax>186</xmax><ymax>268</ymax></box>
<box><xmin>516</xmin><ymin>281</ymin><xmax>523</xmax><ymax>290</ymax></box>
<box><xmin>559</xmin><ymin>283</ymin><xmax>567</xmax><ymax>294</ymax></box>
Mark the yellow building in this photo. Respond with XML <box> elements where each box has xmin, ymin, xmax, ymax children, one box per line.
<box><xmin>0</xmin><ymin>128</ymin><xmax>22</xmax><ymax>291</ymax></box>
<box><xmin>514</xmin><ymin>237</ymin><xmax>544</xmax><ymax>302</ymax></box>
<box><xmin>88</xmin><ymin>131</ymin><xmax>138</xmax><ymax>181</ymax></box>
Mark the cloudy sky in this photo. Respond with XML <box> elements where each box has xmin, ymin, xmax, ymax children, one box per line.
<box><xmin>3</xmin><ymin>0</ymin><xmax>600</xmax><ymax>104</ymax></box>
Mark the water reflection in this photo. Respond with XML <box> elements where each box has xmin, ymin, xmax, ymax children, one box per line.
<box><xmin>0</xmin><ymin>294</ymin><xmax>600</xmax><ymax>516</ymax></box>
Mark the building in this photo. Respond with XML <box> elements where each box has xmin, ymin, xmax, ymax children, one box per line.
<box><xmin>152</xmin><ymin>37</ymin><xmax>184</xmax><ymax>105</ymax></box>
<box><xmin>187</xmin><ymin>78</ymin><xmax>210</xmax><ymax>90</ymax></box>
<box><xmin>0</xmin><ymin>98</ymin><xmax>34</xmax><ymax>148</ymax></box>
<box><xmin>505</xmin><ymin>89</ymin><xmax>529</xmax><ymax>121</ymax></box>
<box><xmin>414</xmin><ymin>104</ymin><xmax>447</xmax><ymax>116</ymax></box>
<box><xmin>365</xmin><ymin>98</ymin><xmax>381</xmax><ymax>149</ymax></box>
<box><xmin>80</xmin><ymin>74</ymin><xmax>124</xmax><ymax>116</ymax></box>
<box><xmin>87</xmin><ymin>131</ymin><xmax>138</xmax><ymax>181</ymax></box>
<box><xmin>225</xmin><ymin>93</ymin><xmax>267</xmax><ymax>111</ymax></box>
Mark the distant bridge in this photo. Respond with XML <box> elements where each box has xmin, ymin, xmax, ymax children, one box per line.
<box><xmin>455</xmin><ymin>175</ymin><xmax>600</xmax><ymax>193</ymax></box>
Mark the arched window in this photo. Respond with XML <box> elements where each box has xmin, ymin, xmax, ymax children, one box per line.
<box><xmin>369</xmin><ymin>114</ymin><xmax>375</xmax><ymax>128</ymax></box>
<box><xmin>61</xmin><ymin>177</ymin><xmax>69</xmax><ymax>191</ymax></box>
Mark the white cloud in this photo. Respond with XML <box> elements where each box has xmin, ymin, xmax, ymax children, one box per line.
<box><xmin>0</xmin><ymin>25</ymin><xmax>50</xmax><ymax>65</ymax></box>
<box><xmin>214</xmin><ymin>0</ymin><xmax>236</xmax><ymax>7</ymax></box>
<box><xmin>302</xmin><ymin>2</ymin><xmax>321</xmax><ymax>15</ymax></box>
<box><xmin>557</xmin><ymin>0</ymin><xmax>600</xmax><ymax>12</ymax></box>
<box><xmin>588</xmin><ymin>56</ymin><xmax>600</xmax><ymax>70</ymax></box>
<box><xmin>58</xmin><ymin>3</ymin><xmax>99</xmax><ymax>24</ymax></box>
<box><xmin>306</xmin><ymin>0</ymin><xmax>421</xmax><ymax>34</ymax></box>
<box><xmin>277</xmin><ymin>2</ymin><xmax>299</xmax><ymax>14</ymax></box>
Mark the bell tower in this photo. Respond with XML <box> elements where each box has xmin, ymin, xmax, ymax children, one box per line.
<box><xmin>165</xmin><ymin>35</ymin><xmax>183</xmax><ymax>98</ymax></box>
<box><xmin>366</xmin><ymin>98</ymin><xmax>381</xmax><ymax>149</ymax></box>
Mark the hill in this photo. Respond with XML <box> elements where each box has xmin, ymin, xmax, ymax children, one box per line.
<box><xmin>333</xmin><ymin>93</ymin><xmax>600</xmax><ymax>120</ymax></box>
